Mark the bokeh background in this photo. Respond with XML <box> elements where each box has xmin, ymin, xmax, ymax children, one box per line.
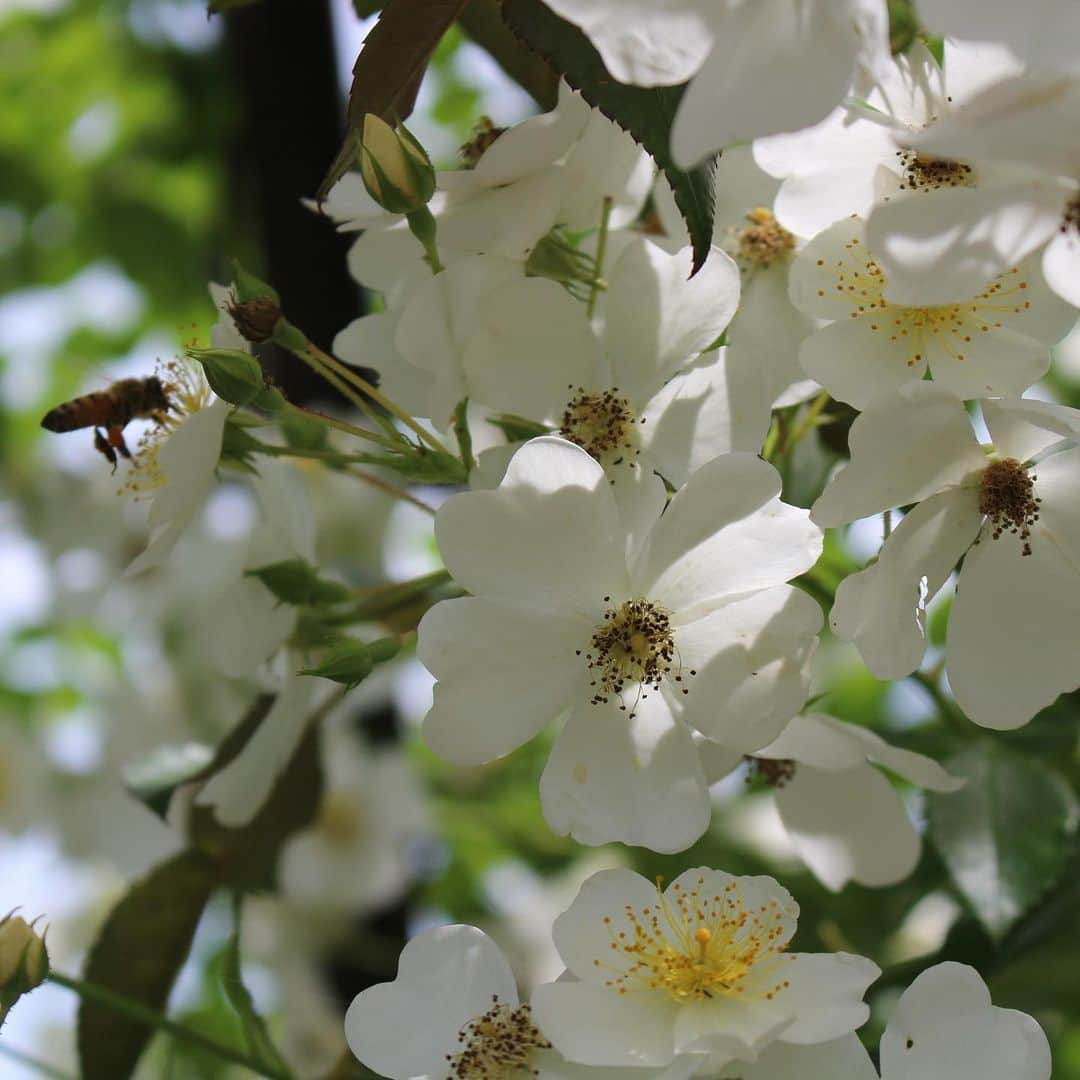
<box><xmin>3</xmin><ymin>0</ymin><xmax>1080</xmax><ymax>1076</ymax></box>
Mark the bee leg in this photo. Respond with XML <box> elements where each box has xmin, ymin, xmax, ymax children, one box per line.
<box><xmin>106</xmin><ymin>425</ymin><xmax>133</xmax><ymax>461</ymax></box>
<box><xmin>94</xmin><ymin>429</ymin><xmax>118</xmax><ymax>472</ymax></box>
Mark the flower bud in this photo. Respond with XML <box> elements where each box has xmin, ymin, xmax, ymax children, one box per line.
<box><xmin>358</xmin><ymin>114</ymin><xmax>436</xmax><ymax>214</ymax></box>
<box><xmin>186</xmin><ymin>346</ymin><xmax>265</xmax><ymax>405</ymax></box>
<box><xmin>226</xmin><ymin>296</ymin><xmax>283</xmax><ymax>345</ymax></box>
<box><xmin>0</xmin><ymin>913</ymin><xmax>49</xmax><ymax>1027</ymax></box>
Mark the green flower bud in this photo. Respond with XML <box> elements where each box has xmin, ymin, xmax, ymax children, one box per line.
<box><xmin>231</xmin><ymin>261</ymin><xmax>279</xmax><ymax>305</ymax></box>
<box><xmin>359</xmin><ymin>114</ymin><xmax>436</xmax><ymax>215</ymax></box>
<box><xmin>247</xmin><ymin>558</ymin><xmax>352</xmax><ymax>606</ymax></box>
<box><xmin>186</xmin><ymin>347</ymin><xmax>265</xmax><ymax>406</ymax></box>
<box><xmin>0</xmin><ymin>913</ymin><xmax>49</xmax><ymax>1027</ymax></box>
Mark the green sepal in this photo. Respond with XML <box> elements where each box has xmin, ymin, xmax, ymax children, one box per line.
<box><xmin>231</xmin><ymin>260</ymin><xmax>279</xmax><ymax>304</ymax></box>
<box><xmin>187</xmin><ymin>347</ymin><xmax>265</xmax><ymax>407</ymax></box>
<box><xmin>247</xmin><ymin>559</ymin><xmax>353</xmax><ymax>606</ymax></box>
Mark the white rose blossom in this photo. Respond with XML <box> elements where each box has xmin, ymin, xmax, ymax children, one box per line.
<box><xmin>344</xmin><ymin>923</ymin><xmax>695</xmax><ymax>1080</ymax></box>
<box><xmin>865</xmin><ymin>74</ymin><xmax>1080</xmax><ymax>307</ymax></box>
<box><xmin>787</xmin><ymin>215</ymin><xmax>1075</xmax><ymax>408</ymax></box>
<box><xmin>754</xmin><ymin>39</ymin><xmax>1022</xmax><ymax>243</ymax></box>
<box><xmin>418</xmin><ymin>437</ymin><xmax>823</xmax><ymax>852</ymax></box>
<box><xmin>540</xmin><ymin>0</ymin><xmax>888</xmax><ymax>166</ymax></box>
<box><xmin>715</xmin><ymin>962</ymin><xmax>1051</xmax><ymax>1080</ymax></box>
<box><xmin>812</xmin><ymin>382</ymin><xmax>1080</xmax><ymax>730</ymax></box>
<box><xmin>741</xmin><ymin>713</ymin><xmax>963</xmax><ymax>890</ymax></box>
<box><xmin>530</xmin><ymin>866</ymin><xmax>880</xmax><ymax>1070</ymax></box>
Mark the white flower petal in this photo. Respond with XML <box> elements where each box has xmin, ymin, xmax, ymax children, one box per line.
<box><xmin>419</xmin><ymin>598</ymin><xmax>586</xmax><ymax>765</ymax></box>
<box><xmin>540</xmin><ymin>0</ymin><xmax>714</xmax><ymax>87</ymax></box>
<box><xmin>775</xmin><ymin>761</ymin><xmax>922</xmax><ymax>890</ymax></box>
<box><xmin>434</xmin><ymin>438</ymin><xmax>629</xmax><ymax>612</ymax></box>
<box><xmin>202</xmin><ymin>577</ymin><xmax>295</xmax><ymax>678</ymax></box>
<box><xmin>756</xmin><ymin>713</ymin><xmax>869</xmax><ymax>771</ymax></box>
<box><xmin>712</xmin><ymin>1035</ymin><xmax>877</xmax><ymax>1080</ymax></box>
<box><xmin>540</xmin><ymin>695</ymin><xmax>711</xmax><ymax>854</ymax></box>
<box><xmin>772</xmin><ymin>952</ymin><xmax>880</xmax><ymax>1044</ymax></box>
<box><xmin>637</xmin><ymin>454</ymin><xmax>821</xmax><ymax>613</ymax></box>
<box><xmin>867</xmin><ymin>182</ymin><xmax>1068</xmax><ymax>307</ymax></box>
<box><xmin>829</xmin><ymin>719</ymin><xmax>964</xmax><ymax>793</ymax></box>
<box><xmin>812</xmin><ymin>383</ymin><xmax>984</xmax><ymax>526</ymax></box>
<box><xmin>672</xmin><ymin>996</ymin><xmax>793</xmax><ymax>1061</ymax></box>
<box><xmin>948</xmin><ymin>460</ymin><xmax>1080</xmax><ymax>729</ymax></box>
<box><xmin>831</xmin><ymin>489</ymin><xmax>983</xmax><ymax>680</ymax></box>
<box><xmin>671</xmin><ymin>0</ymin><xmax>864</xmax><ymax>166</ymax></box>
<box><xmin>601</xmin><ymin>241</ymin><xmax>740</xmax><ymax>400</ymax></box>
<box><xmin>531</xmin><ymin>981</ymin><xmax>679</xmax><ymax>1068</ymax></box>
<box><xmin>197</xmin><ymin>674</ymin><xmax>317</xmax><ymax>827</ymax></box>
<box><xmin>677</xmin><ymin>586</ymin><xmax>823</xmax><ymax>752</ymax></box>
<box><xmin>983</xmin><ymin>398</ymin><xmax>1080</xmax><ymax>464</ymax></box>
<box><xmin>463</xmin><ymin>277</ymin><xmax>608</xmax><ymax>419</ymax></box>
<box><xmin>1042</xmin><ymin>225</ymin><xmax>1080</xmax><ymax>308</ymax></box>
<box><xmin>638</xmin><ymin>350</ymin><xmax>772</xmax><ymax>489</ymax></box>
<box><xmin>880</xmin><ymin>962</ymin><xmax>1051</xmax><ymax>1080</ymax></box>
<box><xmin>344</xmin><ymin>925</ymin><xmax>518</xmax><ymax>1080</ymax></box>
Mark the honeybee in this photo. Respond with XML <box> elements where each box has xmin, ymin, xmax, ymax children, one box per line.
<box><xmin>40</xmin><ymin>376</ymin><xmax>172</xmax><ymax>470</ymax></box>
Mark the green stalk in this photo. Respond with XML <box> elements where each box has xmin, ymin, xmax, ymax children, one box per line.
<box><xmin>47</xmin><ymin>972</ymin><xmax>291</xmax><ymax>1080</ymax></box>
<box><xmin>586</xmin><ymin>196</ymin><xmax>614</xmax><ymax>319</ymax></box>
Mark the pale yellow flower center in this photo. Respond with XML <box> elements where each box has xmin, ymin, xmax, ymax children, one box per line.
<box><xmin>559</xmin><ymin>387</ymin><xmax>639</xmax><ymax>465</ymax></box>
<box><xmin>446</xmin><ymin>998</ymin><xmax>549</xmax><ymax>1080</ymax></box>
<box><xmin>316</xmin><ymin>793</ymin><xmax>365</xmax><ymax>848</ymax></box>
<box><xmin>593</xmin><ymin>876</ymin><xmax>796</xmax><ymax>1003</ymax></box>
<box><xmin>814</xmin><ymin>230</ymin><xmax>1032</xmax><ymax>368</ymax></box>
<box><xmin>736</xmin><ymin>207</ymin><xmax>796</xmax><ymax>266</ymax></box>
<box><xmin>578</xmin><ymin>598</ymin><xmax>693</xmax><ymax>715</ymax></box>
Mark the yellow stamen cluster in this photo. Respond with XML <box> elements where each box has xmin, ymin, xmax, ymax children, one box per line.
<box><xmin>446</xmin><ymin>997</ymin><xmax>549</xmax><ymax>1080</ymax></box>
<box><xmin>316</xmin><ymin>793</ymin><xmax>364</xmax><ymax>848</ymax></box>
<box><xmin>736</xmin><ymin>207</ymin><xmax>796</xmax><ymax>267</ymax></box>
<box><xmin>594</xmin><ymin>876</ymin><xmax>796</xmax><ymax>1003</ymax></box>
<box><xmin>123</xmin><ymin>358</ymin><xmax>211</xmax><ymax>498</ymax></box>
<box><xmin>560</xmin><ymin>387</ymin><xmax>640</xmax><ymax>466</ymax></box>
<box><xmin>578</xmin><ymin>598</ymin><xmax>692</xmax><ymax>713</ymax></box>
<box><xmin>813</xmin><ymin>229</ymin><xmax>1031</xmax><ymax>368</ymax></box>
<box><xmin>979</xmin><ymin>458</ymin><xmax>1041</xmax><ymax>556</ymax></box>
<box><xmin>895</xmin><ymin>148</ymin><xmax>975</xmax><ymax>192</ymax></box>
<box><xmin>459</xmin><ymin>116</ymin><xmax>506</xmax><ymax>167</ymax></box>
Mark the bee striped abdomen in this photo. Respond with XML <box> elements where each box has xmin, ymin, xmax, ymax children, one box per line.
<box><xmin>41</xmin><ymin>391</ymin><xmax>121</xmax><ymax>432</ymax></box>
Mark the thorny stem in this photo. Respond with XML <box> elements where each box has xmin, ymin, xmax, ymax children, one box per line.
<box><xmin>587</xmin><ymin>196</ymin><xmax>614</xmax><ymax>319</ymax></box>
<box><xmin>47</xmin><ymin>971</ymin><xmax>292</xmax><ymax>1080</ymax></box>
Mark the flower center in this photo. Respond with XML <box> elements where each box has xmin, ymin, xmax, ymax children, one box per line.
<box><xmin>559</xmin><ymin>387</ymin><xmax>639</xmax><ymax>465</ymax></box>
<box><xmin>122</xmin><ymin>358</ymin><xmax>212</xmax><ymax>499</ymax></box>
<box><xmin>979</xmin><ymin>458</ymin><xmax>1041</xmax><ymax>556</ymax></box>
<box><xmin>316</xmin><ymin>793</ymin><xmax>364</xmax><ymax>848</ymax></box>
<box><xmin>895</xmin><ymin>148</ymin><xmax>975</xmax><ymax>193</ymax></box>
<box><xmin>1063</xmin><ymin>192</ymin><xmax>1080</xmax><ymax>234</ymax></box>
<box><xmin>814</xmin><ymin>232</ymin><xmax>1032</xmax><ymax>368</ymax></box>
<box><xmin>580</xmin><ymin>598</ymin><xmax>691</xmax><ymax>713</ymax></box>
<box><xmin>446</xmin><ymin>998</ymin><xmax>549</xmax><ymax>1080</ymax></box>
<box><xmin>736</xmin><ymin>207</ymin><xmax>796</xmax><ymax>266</ymax></box>
<box><xmin>594</xmin><ymin>876</ymin><xmax>795</xmax><ymax>1003</ymax></box>
<box><xmin>746</xmin><ymin>757</ymin><xmax>797</xmax><ymax>788</ymax></box>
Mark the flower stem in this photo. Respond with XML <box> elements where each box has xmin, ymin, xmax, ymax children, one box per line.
<box><xmin>47</xmin><ymin>971</ymin><xmax>292</xmax><ymax>1079</ymax></box>
<box><xmin>305</xmin><ymin>342</ymin><xmax>453</xmax><ymax>458</ymax></box>
<box><xmin>285</xmin><ymin>403</ymin><xmax>401</xmax><ymax>450</ymax></box>
<box><xmin>587</xmin><ymin>196</ymin><xmax>614</xmax><ymax>319</ymax></box>
<box><xmin>787</xmin><ymin>389</ymin><xmax>831</xmax><ymax>448</ymax></box>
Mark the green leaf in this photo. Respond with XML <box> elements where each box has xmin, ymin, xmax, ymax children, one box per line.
<box><xmin>247</xmin><ymin>558</ymin><xmax>353</xmax><ymax>606</ymax></box>
<box><xmin>78</xmin><ymin>851</ymin><xmax>218</xmax><ymax>1079</ymax></box>
<box><xmin>221</xmin><ymin>901</ymin><xmax>291</xmax><ymax>1076</ymax></box>
<box><xmin>928</xmin><ymin>744</ymin><xmax>1079</xmax><ymax>940</ymax></box>
<box><xmin>124</xmin><ymin>695</ymin><xmax>276</xmax><ymax>821</ymax></box>
<box><xmin>501</xmin><ymin>0</ymin><xmax>716</xmax><ymax>273</ymax></box>
<box><xmin>319</xmin><ymin>0</ymin><xmax>471</xmax><ymax>199</ymax></box>
<box><xmin>299</xmin><ymin>640</ymin><xmax>374</xmax><ymax>689</ymax></box>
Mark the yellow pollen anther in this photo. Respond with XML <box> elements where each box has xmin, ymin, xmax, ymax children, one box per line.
<box><xmin>979</xmin><ymin>457</ymin><xmax>1041</xmax><ymax>556</ymax></box>
<box><xmin>895</xmin><ymin>148</ymin><xmax>975</xmax><ymax>192</ymax></box>
<box><xmin>735</xmin><ymin>207</ymin><xmax>796</xmax><ymax>266</ymax></box>
<box><xmin>594</xmin><ymin>876</ymin><xmax>796</xmax><ymax>1004</ymax></box>
<box><xmin>446</xmin><ymin>997</ymin><xmax>549</xmax><ymax>1080</ymax></box>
